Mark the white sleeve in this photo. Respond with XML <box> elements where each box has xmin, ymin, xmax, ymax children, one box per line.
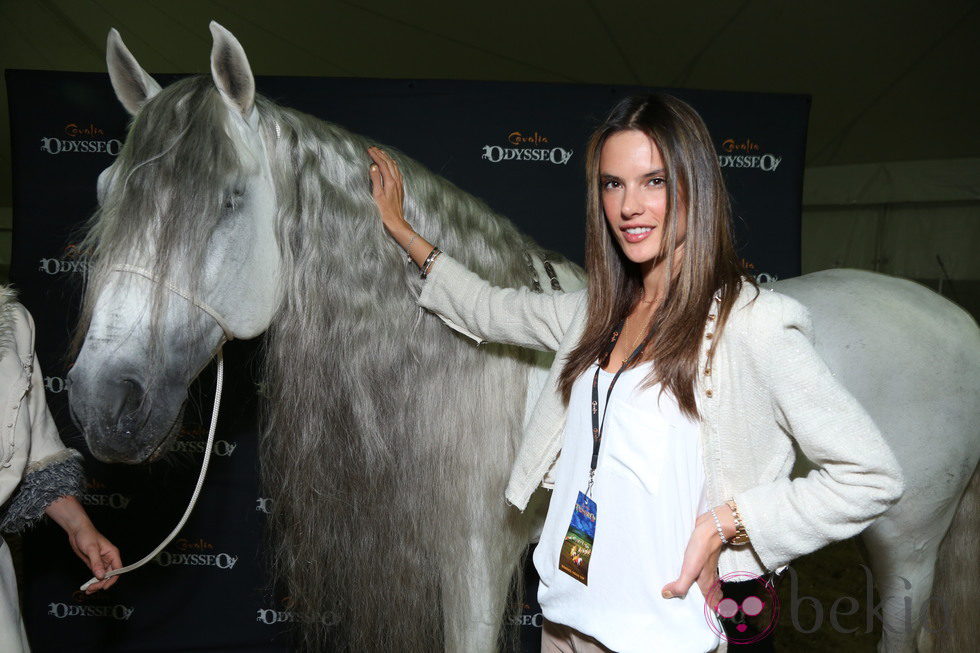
<box><xmin>417</xmin><ymin>253</ymin><xmax>586</xmax><ymax>351</ymax></box>
<box><xmin>733</xmin><ymin>297</ymin><xmax>904</xmax><ymax>570</ymax></box>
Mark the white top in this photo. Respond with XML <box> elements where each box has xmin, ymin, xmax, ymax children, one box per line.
<box><xmin>533</xmin><ymin>362</ymin><xmax>720</xmax><ymax>653</ymax></box>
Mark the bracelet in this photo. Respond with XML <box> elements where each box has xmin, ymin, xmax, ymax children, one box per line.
<box><xmin>426</xmin><ymin>250</ymin><xmax>442</xmax><ymax>277</ymax></box>
<box><xmin>725</xmin><ymin>499</ymin><xmax>750</xmax><ymax>546</ymax></box>
<box><xmin>420</xmin><ymin>247</ymin><xmax>442</xmax><ymax>280</ymax></box>
<box><xmin>709</xmin><ymin>507</ymin><xmax>728</xmax><ymax>545</ymax></box>
<box><xmin>405</xmin><ymin>233</ymin><xmax>418</xmax><ymax>262</ymax></box>
<box><xmin>420</xmin><ymin>246</ymin><xmax>439</xmax><ymax>276</ymax></box>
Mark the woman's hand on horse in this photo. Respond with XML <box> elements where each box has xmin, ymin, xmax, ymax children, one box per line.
<box><xmin>368</xmin><ymin>147</ymin><xmax>435</xmax><ymax>267</ymax></box>
<box><xmin>662</xmin><ymin>504</ymin><xmax>736</xmax><ymax>608</ymax></box>
<box><xmin>368</xmin><ymin>147</ymin><xmax>406</xmax><ymax>231</ymax></box>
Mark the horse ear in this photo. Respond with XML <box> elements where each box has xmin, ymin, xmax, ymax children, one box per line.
<box><xmin>106</xmin><ymin>28</ymin><xmax>162</xmax><ymax>116</ymax></box>
<box><xmin>209</xmin><ymin>21</ymin><xmax>255</xmax><ymax>118</ymax></box>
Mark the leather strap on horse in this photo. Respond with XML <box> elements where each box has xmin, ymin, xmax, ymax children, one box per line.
<box><xmin>522</xmin><ymin>250</ymin><xmax>564</xmax><ymax>294</ymax></box>
<box><xmin>109</xmin><ymin>264</ymin><xmax>237</xmax><ymax>342</ymax></box>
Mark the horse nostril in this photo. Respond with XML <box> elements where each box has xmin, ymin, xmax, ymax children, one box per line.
<box><xmin>119</xmin><ymin>377</ymin><xmax>144</xmax><ymax>418</ymax></box>
<box><xmin>101</xmin><ymin>376</ymin><xmax>147</xmax><ymax>435</ymax></box>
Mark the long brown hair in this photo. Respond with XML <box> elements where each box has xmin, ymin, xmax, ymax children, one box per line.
<box><xmin>558</xmin><ymin>93</ymin><xmax>754</xmax><ymax>418</ymax></box>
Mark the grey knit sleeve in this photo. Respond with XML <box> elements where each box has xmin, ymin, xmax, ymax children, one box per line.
<box><xmin>0</xmin><ymin>449</ymin><xmax>85</xmax><ymax>534</ymax></box>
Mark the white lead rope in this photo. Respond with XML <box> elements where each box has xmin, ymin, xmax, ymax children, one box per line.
<box><xmin>80</xmin><ymin>350</ymin><xmax>224</xmax><ymax>591</ymax></box>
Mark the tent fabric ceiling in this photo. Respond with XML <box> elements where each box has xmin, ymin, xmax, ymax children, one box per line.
<box><xmin>1</xmin><ymin>0</ymin><xmax>978</xmax><ymax>210</ymax></box>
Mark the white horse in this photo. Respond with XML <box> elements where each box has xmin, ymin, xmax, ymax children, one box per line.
<box><xmin>66</xmin><ymin>23</ymin><xmax>978</xmax><ymax>652</ymax></box>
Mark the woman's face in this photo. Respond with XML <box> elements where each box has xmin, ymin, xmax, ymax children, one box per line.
<box><xmin>599</xmin><ymin>129</ymin><xmax>686</xmax><ymax>267</ymax></box>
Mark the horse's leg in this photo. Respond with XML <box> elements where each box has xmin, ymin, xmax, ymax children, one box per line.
<box><xmin>862</xmin><ymin>516</ymin><xmax>940</xmax><ymax>653</ymax></box>
<box><xmin>861</xmin><ymin>463</ymin><xmax>976</xmax><ymax>653</ymax></box>
<box><xmin>919</xmin><ymin>463</ymin><xmax>980</xmax><ymax>653</ymax></box>
<box><xmin>442</xmin><ymin>510</ymin><xmax>531</xmax><ymax>653</ymax></box>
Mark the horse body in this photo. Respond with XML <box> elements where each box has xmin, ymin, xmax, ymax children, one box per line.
<box><xmin>66</xmin><ymin>23</ymin><xmax>978</xmax><ymax>652</ymax></box>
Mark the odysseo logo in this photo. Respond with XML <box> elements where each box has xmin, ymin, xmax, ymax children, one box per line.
<box><xmin>482</xmin><ymin>130</ymin><xmax>573</xmax><ymax>165</ymax></box>
<box><xmin>37</xmin><ymin>258</ymin><xmax>91</xmax><ymax>275</ymax></box>
<box><xmin>171</xmin><ymin>424</ymin><xmax>238</xmax><ymax>457</ymax></box>
<box><xmin>38</xmin><ymin>243</ymin><xmax>92</xmax><ymax>277</ymax></box>
<box><xmin>78</xmin><ymin>478</ymin><xmax>131</xmax><ymax>511</ymax></box>
<box><xmin>256</xmin><ymin>597</ymin><xmax>339</xmax><ymax>626</ymax></box>
<box><xmin>48</xmin><ymin>603</ymin><xmax>134</xmax><ymax>621</ymax></box>
<box><xmin>40</xmin><ymin>122</ymin><xmax>121</xmax><ymax>156</ymax></box>
<box><xmin>507</xmin><ymin>602</ymin><xmax>544</xmax><ymax>628</ymax></box>
<box><xmin>717</xmin><ymin>138</ymin><xmax>782</xmax><ymax>172</ymax></box>
<box><xmin>48</xmin><ymin>591</ymin><xmax>134</xmax><ymax>621</ymax></box>
<box><xmin>154</xmin><ymin>537</ymin><xmax>239</xmax><ymax>570</ymax></box>
<box><xmin>170</xmin><ymin>438</ymin><xmax>238</xmax><ymax>457</ymax></box>
<box><xmin>44</xmin><ymin>375</ymin><xmax>67</xmax><ymax>394</ymax></box>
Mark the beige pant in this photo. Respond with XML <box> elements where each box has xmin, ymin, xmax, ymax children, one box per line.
<box><xmin>541</xmin><ymin>619</ymin><xmax>614</xmax><ymax>653</ymax></box>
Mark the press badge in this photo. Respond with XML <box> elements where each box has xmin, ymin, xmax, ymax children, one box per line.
<box><xmin>558</xmin><ymin>491</ymin><xmax>597</xmax><ymax>585</ymax></box>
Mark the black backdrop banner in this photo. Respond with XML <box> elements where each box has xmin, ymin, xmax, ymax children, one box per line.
<box><xmin>6</xmin><ymin>69</ymin><xmax>808</xmax><ymax>652</ymax></box>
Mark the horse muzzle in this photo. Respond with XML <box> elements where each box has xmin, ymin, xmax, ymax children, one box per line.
<box><xmin>67</xmin><ymin>368</ymin><xmax>185</xmax><ymax>464</ymax></box>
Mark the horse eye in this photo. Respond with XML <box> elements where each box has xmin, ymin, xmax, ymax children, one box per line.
<box><xmin>224</xmin><ymin>199</ymin><xmax>235</xmax><ymax>210</ymax></box>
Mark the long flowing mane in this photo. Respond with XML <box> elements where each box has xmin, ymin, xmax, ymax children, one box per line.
<box><xmin>255</xmin><ymin>94</ymin><xmax>574</xmax><ymax>649</ymax></box>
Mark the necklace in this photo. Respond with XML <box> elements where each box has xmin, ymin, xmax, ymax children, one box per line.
<box><xmin>620</xmin><ymin>312</ymin><xmax>649</xmax><ymax>366</ymax></box>
<box><xmin>613</xmin><ymin>291</ymin><xmax>661</xmax><ymax>368</ymax></box>
<box><xmin>639</xmin><ymin>287</ymin><xmax>662</xmax><ymax>304</ymax></box>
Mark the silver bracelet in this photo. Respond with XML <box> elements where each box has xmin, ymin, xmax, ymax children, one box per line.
<box><xmin>423</xmin><ymin>250</ymin><xmax>442</xmax><ymax>278</ymax></box>
<box><xmin>420</xmin><ymin>247</ymin><xmax>441</xmax><ymax>280</ymax></box>
<box><xmin>710</xmin><ymin>507</ymin><xmax>728</xmax><ymax>545</ymax></box>
<box><xmin>405</xmin><ymin>233</ymin><xmax>418</xmax><ymax>262</ymax></box>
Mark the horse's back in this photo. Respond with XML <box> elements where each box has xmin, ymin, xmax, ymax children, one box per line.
<box><xmin>773</xmin><ymin>269</ymin><xmax>978</xmax><ymax>387</ymax></box>
<box><xmin>773</xmin><ymin>269</ymin><xmax>980</xmax><ymax>494</ymax></box>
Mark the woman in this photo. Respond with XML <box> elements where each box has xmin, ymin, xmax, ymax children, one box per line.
<box><xmin>1</xmin><ymin>285</ymin><xmax>121</xmax><ymax>651</ymax></box>
<box><xmin>367</xmin><ymin>94</ymin><xmax>903</xmax><ymax>652</ymax></box>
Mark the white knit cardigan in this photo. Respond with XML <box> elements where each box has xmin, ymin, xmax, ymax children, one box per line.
<box><xmin>417</xmin><ymin>255</ymin><xmax>904</xmax><ymax>576</ymax></box>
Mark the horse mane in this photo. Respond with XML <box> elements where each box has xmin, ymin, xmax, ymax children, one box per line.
<box><xmin>255</xmin><ymin>98</ymin><xmax>568</xmax><ymax>649</ymax></box>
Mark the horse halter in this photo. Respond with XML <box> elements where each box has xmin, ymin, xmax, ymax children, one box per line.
<box><xmin>80</xmin><ymin>264</ymin><xmax>231</xmax><ymax>591</ymax></box>
<box><xmin>110</xmin><ymin>264</ymin><xmax>237</xmax><ymax>342</ymax></box>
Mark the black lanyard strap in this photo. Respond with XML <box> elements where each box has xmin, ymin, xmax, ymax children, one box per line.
<box><xmin>588</xmin><ymin>320</ymin><xmax>651</xmax><ymax>493</ymax></box>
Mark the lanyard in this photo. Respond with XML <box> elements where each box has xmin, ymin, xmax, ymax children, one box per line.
<box><xmin>587</xmin><ymin>320</ymin><xmax>651</xmax><ymax>495</ymax></box>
